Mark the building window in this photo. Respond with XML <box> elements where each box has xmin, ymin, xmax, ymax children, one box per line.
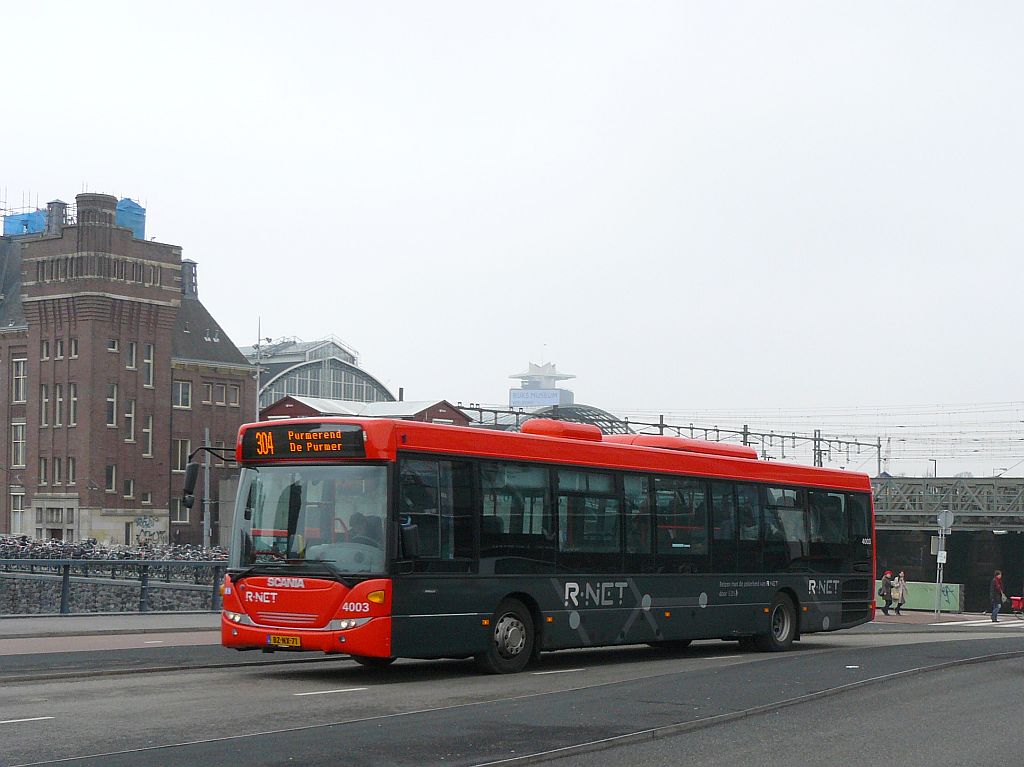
<box><xmin>172</xmin><ymin>439</ymin><xmax>191</xmax><ymax>473</ymax></box>
<box><xmin>215</xmin><ymin>384</ymin><xmax>226</xmax><ymax>405</ymax></box>
<box><xmin>10</xmin><ymin>493</ymin><xmax>25</xmax><ymax>535</ymax></box>
<box><xmin>55</xmin><ymin>339</ymin><xmax>64</xmax><ymax>359</ymax></box>
<box><xmin>67</xmin><ymin>456</ymin><xmax>76</xmax><ymax>485</ymax></box>
<box><xmin>142</xmin><ymin>415</ymin><xmax>153</xmax><ymax>457</ymax></box>
<box><xmin>54</xmin><ymin>384</ymin><xmax>63</xmax><ymax>426</ymax></box>
<box><xmin>202</xmin><ymin>383</ymin><xmax>213</xmax><ymax>404</ymax></box>
<box><xmin>229</xmin><ymin>385</ymin><xmax>240</xmax><ymax>407</ymax></box>
<box><xmin>45</xmin><ymin>507</ymin><xmax>62</xmax><ymax>524</ymax></box>
<box><xmin>141</xmin><ymin>491</ymin><xmax>152</xmax><ymax>505</ymax></box>
<box><xmin>124</xmin><ymin>399</ymin><xmax>136</xmax><ymax>442</ymax></box>
<box><xmin>126</xmin><ymin>341</ymin><xmax>137</xmax><ymax>369</ymax></box>
<box><xmin>107</xmin><ymin>339</ymin><xmax>119</xmax><ymax>353</ymax></box>
<box><xmin>172</xmin><ymin>380</ymin><xmax>192</xmax><ymax>409</ymax></box>
<box><xmin>39</xmin><ymin>384</ymin><xmax>49</xmax><ymax>426</ymax></box>
<box><xmin>143</xmin><ymin>343</ymin><xmax>154</xmax><ymax>387</ymax></box>
<box><xmin>69</xmin><ymin>383</ymin><xmax>78</xmax><ymax>426</ymax></box>
<box><xmin>11</xmin><ymin>359</ymin><xmax>26</xmax><ymax>403</ymax></box>
<box><xmin>123</xmin><ymin>478</ymin><xmax>134</xmax><ymax>498</ymax></box>
<box><xmin>215</xmin><ymin>440</ymin><xmax>226</xmax><ymax>467</ymax></box>
<box><xmin>170</xmin><ymin>498</ymin><xmax>188</xmax><ymax>524</ymax></box>
<box><xmin>106</xmin><ymin>384</ymin><xmax>118</xmax><ymax>426</ymax></box>
<box><xmin>11</xmin><ymin>423</ymin><xmax>26</xmax><ymax>467</ymax></box>
<box><xmin>53</xmin><ymin>457</ymin><xmax>62</xmax><ymax>485</ymax></box>
<box><xmin>69</xmin><ymin>338</ymin><xmax>79</xmax><ymax>358</ymax></box>
<box><xmin>105</xmin><ymin>464</ymin><xmax>116</xmax><ymax>492</ymax></box>
<box><xmin>38</xmin><ymin>457</ymin><xmax>47</xmax><ymax>485</ymax></box>
<box><xmin>40</xmin><ymin>339</ymin><xmax>49</xmax><ymax>360</ymax></box>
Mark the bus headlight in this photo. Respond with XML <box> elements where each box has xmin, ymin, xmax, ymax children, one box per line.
<box><xmin>327</xmin><ymin>617</ymin><xmax>372</xmax><ymax>631</ymax></box>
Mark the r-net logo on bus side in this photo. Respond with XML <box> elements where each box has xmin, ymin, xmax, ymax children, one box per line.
<box><xmin>808</xmin><ymin>578</ymin><xmax>840</xmax><ymax>596</ymax></box>
<box><xmin>564</xmin><ymin>581</ymin><xmax>630</xmax><ymax>608</ymax></box>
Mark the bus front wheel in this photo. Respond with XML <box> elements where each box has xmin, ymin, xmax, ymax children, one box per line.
<box><xmin>476</xmin><ymin>598</ymin><xmax>535</xmax><ymax>674</ymax></box>
<box><xmin>754</xmin><ymin>594</ymin><xmax>797</xmax><ymax>652</ymax></box>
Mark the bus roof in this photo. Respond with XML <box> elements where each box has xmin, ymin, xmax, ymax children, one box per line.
<box><xmin>236</xmin><ymin>417</ymin><xmax>872</xmax><ymax>493</ymax></box>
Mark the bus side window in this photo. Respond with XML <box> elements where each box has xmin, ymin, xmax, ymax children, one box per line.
<box><xmin>479</xmin><ymin>461</ymin><xmax>554</xmax><ymax>574</ymax></box>
<box><xmin>398</xmin><ymin>458</ymin><xmax>474</xmax><ymax>567</ymax></box>
<box><xmin>653</xmin><ymin>476</ymin><xmax>708</xmax><ymax>574</ymax></box>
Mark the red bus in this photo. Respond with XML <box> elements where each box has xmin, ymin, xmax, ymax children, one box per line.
<box><xmin>187</xmin><ymin>417</ymin><xmax>875</xmax><ymax>673</ymax></box>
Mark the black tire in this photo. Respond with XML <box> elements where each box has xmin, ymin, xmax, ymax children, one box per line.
<box><xmin>350</xmin><ymin>654</ymin><xmax>396</xmax><ymax>668</ymax></box>
<box><xmin>647</xmin><ymin>639</ymin><xmax>692</xmax><ymax>652</ymax></box>
<box><xmin>475</xmin><ymin>598</ymin><xmax>535</xmax><ymax>674</ymax></box>
<box><xmin>754</xmin><ymin>594</ymin><xmax>797</xmax><ymax>652</ymax></box>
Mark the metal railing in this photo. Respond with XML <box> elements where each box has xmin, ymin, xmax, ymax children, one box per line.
<box><xmin>0</xmin><ymin>559</ymin><xmax>226</xmax><ymax>615</ymax></box>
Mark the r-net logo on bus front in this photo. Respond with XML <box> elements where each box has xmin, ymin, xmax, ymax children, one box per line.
<box><xmin>564</xmin><ymin>580</ymin><xmax>630</xmax><ymax>608</ymax></box>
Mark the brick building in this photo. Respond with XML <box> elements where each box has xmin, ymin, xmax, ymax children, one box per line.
<box><xmin>0</xmin><ymin>193</ymin><xmax>254</xmax><ymax>545</ymax></box>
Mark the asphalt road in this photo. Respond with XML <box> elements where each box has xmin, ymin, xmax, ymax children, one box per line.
<box><xmin>1</xmin><ymin>625</ymin><xmax>1022</xmax><ymax>767</ymax></box>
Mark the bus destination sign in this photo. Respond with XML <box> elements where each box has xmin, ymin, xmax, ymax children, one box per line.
<box><xmin>240</xmin><ymin>423</ymin><xmax>366</xmax><ymax>460</ymax></box>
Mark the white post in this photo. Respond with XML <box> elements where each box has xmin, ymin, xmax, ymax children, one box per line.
<box><xmin>203</xmin><ymin>427</ymin><xmax>211</xmax><ymax>549</ymax></box>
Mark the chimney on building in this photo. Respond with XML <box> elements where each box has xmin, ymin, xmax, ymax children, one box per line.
<box><xmin>181</xmin><ymin>259</ymin><xmax>199</xmax><ymax>299</ymax></box>
<box><xmin>75</xmin><ymin>193</ymin><xmax>117</xmax><ymax>226</ymax></box>
<box><xmin>45</xmin><ymin>200</ymin><xmax>67</xmax><ymax>235</ymax></box>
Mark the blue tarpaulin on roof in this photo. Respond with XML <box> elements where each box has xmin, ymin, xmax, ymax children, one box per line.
<box><xmin>116</xmin><ymin>198</ymin><xmax>146</xmax><ymax>239</ymax></box>
<box><xmin>3</xmin><ymin>210</ymin><xmax>46</xmax><ymax>236</ymax></box>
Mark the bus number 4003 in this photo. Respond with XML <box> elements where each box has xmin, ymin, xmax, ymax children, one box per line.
<box><xmin>343</xmin><ymin>602</ymin><xmax>370</xmax><ymax>613</ymax></box>
<box><xmin>255</xmin><ymin>431</ymin><xmax>275</xmax><ymax>456</ymax></box>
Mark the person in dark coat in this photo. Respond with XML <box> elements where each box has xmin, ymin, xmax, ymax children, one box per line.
<box><xmin>879</xmin><ymin>570</ymin><xmax>894</xmax><ymax>616</ymax></box>
<box><xmin>990</xmin><ymin>570</ymin><xmax>1006</xmax><ymax>622</ymax></box>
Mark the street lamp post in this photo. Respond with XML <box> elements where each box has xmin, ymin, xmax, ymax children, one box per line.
<box><xmin>253</xmin><ymin>336</ymin><xmax>272</xmax><ymax>421</ymax></box>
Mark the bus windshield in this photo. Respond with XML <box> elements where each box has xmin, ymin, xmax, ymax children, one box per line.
<box><xmin>230</xmin><ymin>465</ymin><xmax>387</xmax><ymax>575</ymax></box>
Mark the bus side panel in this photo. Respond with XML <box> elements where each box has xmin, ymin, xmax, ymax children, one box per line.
<box><xmin>388</xmin><ymin>573</ymin><xmax>873</xmax><ymax>659</ymax></box>
<box><xmin>389</xmin><ymin>576</ymin><xmax>504</xmax><ymax>659</ymax></box>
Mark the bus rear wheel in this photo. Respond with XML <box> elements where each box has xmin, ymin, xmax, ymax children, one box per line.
<box><xmin>754</xmin><ymin>594</ymin><xmax>797</xmax><ymax>652</ymax></box>
<box><xmin>350</xmin><ymin>655</ymin><xmax>396</xmax><ymax>668</ymax></box>
<box><xmin>475</xmin><ymin>598</ymin><xmax>535</xmax><ymax>674</ymax></box>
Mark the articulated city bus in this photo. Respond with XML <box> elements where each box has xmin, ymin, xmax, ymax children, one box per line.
<box><xmin>185</xmin><ymin>417</ymin><xmax>875</xmax><ymax>673</ymax></box>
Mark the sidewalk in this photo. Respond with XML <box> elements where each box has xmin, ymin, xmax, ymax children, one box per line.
<box><xmin>0</xmin><ymin>611</ymin><xmax>220</xmax><ymax>639</ymax></box>
<box><xmin>873</xmin><ymin>609</ymin><xmax>998</xmax><ymax>625</ymax></box>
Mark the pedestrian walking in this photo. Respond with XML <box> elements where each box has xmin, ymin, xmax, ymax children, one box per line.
<box><xmin>891</xmin><ymin>570</ymin><xmax>908</xmax><ymax>615</ymax></box>
<box><xmin>879</xmin><ymin>570</ymin><xmax>893</xmax><ymax>616</ymax></box>
<box><xmin>990</xmin><ymin>569</ymin><xmax>1006</xmax><ymax>622</ymax></box>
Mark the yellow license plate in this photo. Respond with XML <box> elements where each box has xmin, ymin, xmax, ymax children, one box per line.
<box><xmin>267</xmin><ymin>634</ymin><xmax>301</xmax><ymax>648</ymax></box>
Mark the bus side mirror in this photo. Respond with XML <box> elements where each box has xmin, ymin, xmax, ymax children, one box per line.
<box><xmin>400</xmin><ymin>523</ymin><xmax>420</xmax><ymax>559</ymax></box>
<box><xmin>182</xmin><ymin>463</ymin><xmax>200</xmax><ymax>509</ymax></box>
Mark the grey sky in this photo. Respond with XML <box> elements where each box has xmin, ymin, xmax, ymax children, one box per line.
<box><xmin>4</xmin><ymin>3</ymin><xmax>1022</xmax><ymax>465</ymax></box>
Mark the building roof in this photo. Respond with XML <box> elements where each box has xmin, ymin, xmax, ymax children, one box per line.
<box><xmin>273</xmin><ymin>396</ymin><xmax>462</xmax><ymax>419</ymax></box>
<box><xmin>172</xmin><ymin>293</ymin><xmax>250</xmax><ymax>367</ymax></box>
<box><xmin>469</xmin><ymin>403</ymin><xmax>632</xmax><ymax>435</ymax></box>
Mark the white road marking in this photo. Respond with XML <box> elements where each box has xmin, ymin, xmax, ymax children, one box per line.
<box><xmin>294</xmin><ymin>687</ymin><xmax>368</xmax><ymax>697</ymax></box>
<box><xmin>712</xmin><ymin>655</ymin><xmax>742</xmax><ymax>660</ymax></box>
<box><xmin>533</xmin><ymin>668</ymin><xmax>584</xmax><ymax>675</ymax></box>
<box><xmin>143</xmin><ymin>640</ymin><xmax>164</xmax><ymax>644</ymax></box>
<box><xmin>930</xmin><ymin>619</ymin><xmax>1024</xmax><ymax>627</ymax></box>
<box><xmin>846</xmin><ymin>665</ymin><xmax>860</xmax><ymax>669</ymax></box>
<box><xmin>0</xmin><ymin>717</ymin><xmax>55</xmax><ymax>725</ymax></box>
